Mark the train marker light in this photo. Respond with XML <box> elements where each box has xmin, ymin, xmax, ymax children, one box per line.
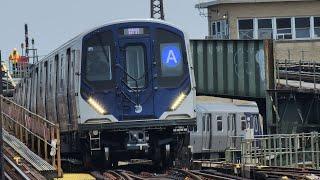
<box><xmin>88</xmin><ymin>97</ymin><xmax>107</xmax><ymax>115</ymax></box>
<box><xmin>170</xmin><ymin>93</ymin><xmax>186</xmax><ymax>111</ymax></box>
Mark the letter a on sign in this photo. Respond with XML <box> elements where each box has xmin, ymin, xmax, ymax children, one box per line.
<box><xmin>166</xmin><ymin>50</ymin><xmax>178</xmax><ymax>64</ymax></box>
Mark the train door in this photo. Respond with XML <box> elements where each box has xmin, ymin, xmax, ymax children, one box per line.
<box><xmin>200</xmin><ymin>113</ymin><xmax>207</xmax><ymax>156</ymax></box>
<box><xmin>200</xmin><ymin>113</ymin><xmax>211</xmax><ymax>155</ymax></box>
<box><xmin>34</xmin><ymin>68</ymin><xmax>38</xmax><ymax>113</ymax></box>
<box><xmin>227</xmin><ymin>113</ymin><xmax>237</xmax><ymax>149</ymax></box>
<box><xmin>66</xmin><ymin>49</ymin><xmax>72</xmax><ymax>129</ymax></box>
<box><xmin>29</xmin><ymin>72</ymin><xmax>34</xmax><ymax>112</ymax></box>
<box><xmin>44</xmin><ymin>62</ymin><xmax>48</xmax><ymax>118</ymax></box>
<box><xmin>47</xmin><ymin>60</ymin><xmax>53</xmax><ymax>122</ymax></box>
<box><xmin>117</xmin><ymin>37</ymin><xmax>155</xmax><ymax>119</ymax></box>
<box><xmin>228</xmin><ymin>113</ymin><xmax>236</xmax><ymax>137</ymax></box>
<box><xmin>54</xmin><ymin>55</ymin><xmax>59</xmax><ymax>124</ymax></box>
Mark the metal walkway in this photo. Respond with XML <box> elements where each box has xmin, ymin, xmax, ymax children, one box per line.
<box><xmin>3</xmin><ymin>129</ymin><xmax>57</xmax><ymax>178</ymax></box>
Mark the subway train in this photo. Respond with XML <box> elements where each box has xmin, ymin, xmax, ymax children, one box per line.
<box><xmin>189</xmin><ymin>102</ymin><xmax>263</xmax><ymax>160</ymax></box>
<box><xmin>14</xmin><ymin>19</ymin><xmax>196</xmax><ymax>167</ymax></box>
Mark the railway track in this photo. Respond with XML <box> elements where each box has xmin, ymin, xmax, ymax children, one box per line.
<box><xmin>4</xmin><ymin>154</ymin><xmax>32</xmax><ymax>180</ymax></box>
<box><xmin>93</xmin><ymin>168</ymin><xmax>240</xmax><ymax>180</ymax></box>
<box><xmin>2</xmin><ymin>130</ymin><xmax>52</xmax><ymax>180</ymax></box>
<box><xmin>171</xmin><ymin>169</ymin><xmax>248</xmax><ymax>180</ymax></box>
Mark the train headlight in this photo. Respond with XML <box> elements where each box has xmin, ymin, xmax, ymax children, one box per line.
<box><xmin>87</xmin><ymin>97</ymin><xmax>107</xmax><ymax>115</ymax></box>
<box><xmin>170</xmin><ymin>93</ymin><xmax>187</xmax><ymax>111</ymax></box>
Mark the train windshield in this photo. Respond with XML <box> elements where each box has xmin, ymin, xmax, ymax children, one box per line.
<box><xmin>83</xmin><ymin>31</ymin><xmax>114</xmax><ymax>89</ymax></box>
<box><xmin>156</xmin><ymin>29</ymin><xmax>186</xmax><ymax>87</ymax></box>
<box><xmin>125</xmin><ymin>45</ymin><xmax>146</xmax><ymax>88</ymax></box>
<box><xmin>86</xmin><ymin>45</ymin><xmax>112</xmax><ymax>81</ymax></box>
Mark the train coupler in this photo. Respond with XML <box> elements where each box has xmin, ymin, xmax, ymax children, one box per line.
<box><xmin>89</xmin><ymin>130</ymin><xmax>101</xmax><ymax>152</ymax></box>
<box><xmin>126</xmin><ymin>130</ymin><xmax>149</xmax><ymax>151</ymax></box>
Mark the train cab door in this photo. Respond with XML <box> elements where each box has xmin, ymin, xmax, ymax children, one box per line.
<box><xmin>117</xmin><ymin>37</ymin><xmax>155</xmax><ymax>120</ymax></box>
<box><xmin>201</xmin><ymin>113</ymin><xmax>211</xmax><ymax>154</ymax></box>
<box><xmin>228</xmin><ymin>113</ymin><xmax>236</xmax><ymax>137</ymax></box>
<box><xmin>228</xmin><ymin>113</ymin><xmax>237</xmax><ymax>149</ymax></box>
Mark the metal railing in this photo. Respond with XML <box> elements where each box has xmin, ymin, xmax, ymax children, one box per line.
<box><xmin>276</xmin><ymin>59</ymin><xmax>320</xmax><ymax>90</ymax></box>
<box><xmin>227</xmin><ymin>133</ymin><xmax>320</xmax><ymax>169</ymax></box>
<box><xmin>1</xmin><ymin>95</ymin><xmax>62</xmax><ymax>177</ymax></box>
<box><xmin>9</xmin><ymin>62</ymin><xmax>30</xmax><ymax>79</ymax></box>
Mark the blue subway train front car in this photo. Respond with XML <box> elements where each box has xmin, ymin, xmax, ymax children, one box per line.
<box><xmin>77</xmin><ymin>20</ymin><xmax>196</xmax><ymax>167</ymax></box>
<box><xmin>14</xmin><ymin>19</ymin><xmax>196</xmax><ymax>169</ymax></box>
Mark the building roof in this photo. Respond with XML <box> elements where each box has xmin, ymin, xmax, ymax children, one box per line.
<box><xmin>195</xmin><ymin>0</ymin><xmax>315</xmax><ymax>8</ymax></box>
<box><xmin>196</xmin><ymin>102</ymin><xmax>259</xmax><ymax>113</ymax></box>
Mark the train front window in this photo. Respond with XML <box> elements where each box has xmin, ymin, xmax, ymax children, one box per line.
<box><xmin>86</xmin><ymin>46</ymin><xmax>112</xmax><ymax>81</ymax></box>
<box><xmin>83</xmin><ymin>30</ymin><xmax>114</xmax><ymax>90</ymax></box>
<box><xmin>125</xmin><ymin>45</ymin><xmax>146</xmax><ymax>88</ymax></box>
<box><xmin>156</xmin><ymin>29</ymin><xmax>186</xmax><ymax>87</ymax></box>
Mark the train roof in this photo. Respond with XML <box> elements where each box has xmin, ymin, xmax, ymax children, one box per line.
<box><xmin>37</xmin><ymin>19</ymin><xmax>186</xmax><ymax>65</ymax></box>
<box><xmin>196</xmin><ymin>102</ymin><xmax>259</xmax><ymax>113</ymax></box>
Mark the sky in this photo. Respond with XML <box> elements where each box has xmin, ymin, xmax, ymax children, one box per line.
<box><xmin>0</xmin><ymin>0</ymin><xmax>208</xmax><ymax>59</ymax></box>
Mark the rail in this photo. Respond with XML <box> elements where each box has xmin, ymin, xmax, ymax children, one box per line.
<box><xmin>1</xmin><ymin>95</ymin><xmax>62</xmax><ymax>177</ymax></box>
<box><xmin>4</xmin><ymin>154</ymin><xmax>31</xmax><ymax>180</ymax></box>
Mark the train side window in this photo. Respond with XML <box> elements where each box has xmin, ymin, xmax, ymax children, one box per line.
<box><xmin>241</xmin><ymin>116</ymin><xmax>246</xmax><ymax>130</ymax></box>
<box><xmin>217</xmin><ymin>116</ymin><xmax>222</xmax><ymax>131</ymax></box>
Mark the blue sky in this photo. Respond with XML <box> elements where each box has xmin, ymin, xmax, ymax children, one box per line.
<box><xmin>0</xmin><ymin>0</ymin><xmax>207</xmax><ymax>59</ymax></box>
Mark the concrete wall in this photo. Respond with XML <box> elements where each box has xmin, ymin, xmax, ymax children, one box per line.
<box><xmin>274</xmin><ymin>39</ymin><xmax>320</xmax><ymax>61</ymax></box>
<box><xmin>207</xmin><ymin>1</ymin><xmax>320</xmax><ymax>60</ymax></box>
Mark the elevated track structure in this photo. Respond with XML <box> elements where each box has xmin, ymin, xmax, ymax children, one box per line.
<box><xmin>1</xmin><ymin>95</ymin><xmax>61</xmax><ymax>178</ymax></box>
<box><xmin>2</xmin><ymin>38</ymin><xmax>319</xmax><ymax>178</ymax></box>
<box><xmin>191</xmin><ymin>39</ymin><xmax>320</xmax><ymax>134</ymax></box>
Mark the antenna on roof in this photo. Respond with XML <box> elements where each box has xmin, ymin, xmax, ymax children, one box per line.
<box><xmin>196</xmin><ymin>0</ymin><xmax>209</xmax><ymax>17</ymax></box>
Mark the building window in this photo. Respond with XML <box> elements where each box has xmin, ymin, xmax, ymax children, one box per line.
<box><xmin>315</xmin><ymin>17</ymin><xmax>320</xmax><ymax>38</ymax></box>
<box><xmin>276</xmin><ymin>18</ymin><xmax>292</xmax><ymax>39</ymax></box>
<box><xmin>217</xmin><ymin>116</ymin><xmax>223</xmax><ymax>131</ymax></box>
<box><xmin>295</xmin><ymin>17</ymin><xmax>310</xmax><ymax>38</ymax></box>
<box><xmin>258</xmin><ymin>19</ymin><xmax>273</xmax><ymax>39</ymax></box>
<box><xmin>212</xmin><ymin>20</ymin><xmax>228</xmax><ymax>39</ymax></box>
<box><xmin>238</xmin><ymin>19</ymin><xmax>254</xmax><ymax>39</ymax></box>
<box><xmin>241</xmin><ymin>116</ymin><xmax>246</xmax><ymax>130</ymax></box>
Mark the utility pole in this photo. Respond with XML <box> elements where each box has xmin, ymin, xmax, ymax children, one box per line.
<box><xmin>150</xmin><ymin>0</ymin><xmax>165</xmax><ymax>20</ymax></box>
<box><xmin>25</xmin><ymin>24</ymin><xmax>29</xmax><ymax>57</ymax></box>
